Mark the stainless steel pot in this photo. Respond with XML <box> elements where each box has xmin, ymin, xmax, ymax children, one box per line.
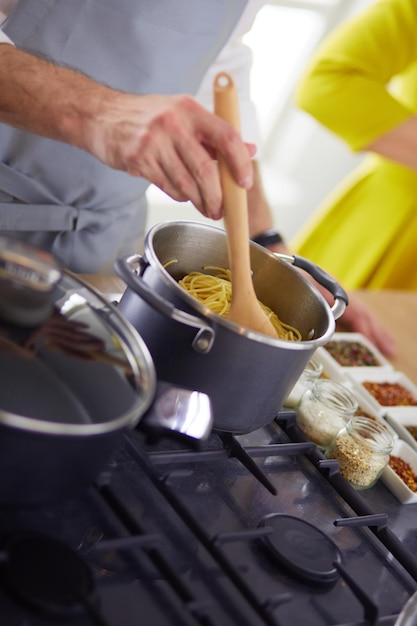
<box><xmin>115</xmin><ymin>221</ymin><xmax>348</xmax><ymax>433</ymax></box>
<box><xmin>0</xmin><ymin>236</ymin><xmax>212</xmax><ymax>506</ymax></box>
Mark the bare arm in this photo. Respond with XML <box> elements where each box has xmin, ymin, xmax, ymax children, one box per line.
<box><xmin>247</xmin><ymin>161</ymin><xmax>288</xmax><ymax>254</ymax></box>
<box><xmin>0</xmin><ymin>43</ymin><xmax>255</xmax><ymax>217</ymax></box>
<box><xmin>366</xmin><ymin>115</ymin><xmax>417</xmax><ymax>171</ymax></box>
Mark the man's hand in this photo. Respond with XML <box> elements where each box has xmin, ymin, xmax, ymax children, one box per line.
<box><xmin>0</xmin><ymin>45</ymin><xmax>255</xmax><ymax>218</ymax></box>
<box><xmin>336</xmin><ymin>293</ymin><xmax>397</xmax><ymax>358</ymax></box>
<box><xmin>84</xmin><ymin>92</ymin><xmax>256</xmax><ymax>218</ymax></box>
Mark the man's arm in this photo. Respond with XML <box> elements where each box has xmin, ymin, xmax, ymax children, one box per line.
<box><xmin>0</xmin><ymin>43</ymin><xmax>255</xmax><ymax>217</ymax></box>
<box><xmin>247</xmin><ymin>161</ymin><xmax>287</xmax><ymax>254</ymax></box>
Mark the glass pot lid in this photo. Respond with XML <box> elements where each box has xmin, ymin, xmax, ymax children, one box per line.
<box><xmin>0</xmin><ymin>267</ymin><xmax>156</xmax><ymax>436</ymax></box>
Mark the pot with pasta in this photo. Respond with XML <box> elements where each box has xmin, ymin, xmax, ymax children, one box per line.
<box><xmin>115</xmin><ymin>221</ymin><xmax>347</xmax><ymax>433</ymax></box>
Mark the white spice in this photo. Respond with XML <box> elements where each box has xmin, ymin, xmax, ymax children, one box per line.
<box><xmin>297</xmin><ymin>404</ymin><xmax>348</xmax><ymax>447</ymax></box>
<box><xmin>296</xmin><ymin>380</ymin><xmax>358</xmax><ymax>448</ymax></box>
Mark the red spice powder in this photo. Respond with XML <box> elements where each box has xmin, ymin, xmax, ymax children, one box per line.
<box><xmin>362</xmin><ymin>381</ymin><xmax>417</xmax><ymax>406</ymax></box>
<box><xmin>389</xmin><ymin>455</ymin><xmax>417</xmax><ymax>492</ymax></box>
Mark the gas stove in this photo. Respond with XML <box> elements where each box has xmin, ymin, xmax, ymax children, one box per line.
<box><xmin>1</xmin><ymin>410</ymin><xmax>416</xmax><ymax>626</ymax></box>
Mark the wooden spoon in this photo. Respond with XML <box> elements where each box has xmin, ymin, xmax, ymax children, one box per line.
<box><xmin>213</xmin><ymin>72</ymin><xmax>278</xmax><ymax>338</ymax></box>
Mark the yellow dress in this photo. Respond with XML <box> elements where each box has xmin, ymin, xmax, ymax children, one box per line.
<box><xmin>291</xmin><ymin>0</ymin><xmax>417</xmax><ymax>290</ymax></box>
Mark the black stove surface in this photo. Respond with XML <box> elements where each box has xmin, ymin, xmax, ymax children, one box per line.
<box><xmin>1</xmin><ymin>411</ymin><xmax>416</xmax><ymax>626</ymax></box>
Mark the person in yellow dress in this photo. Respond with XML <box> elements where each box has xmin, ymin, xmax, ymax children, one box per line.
<box><xmin>292</xmin><ymin>0</ymin><xmax>417</xmax><ymax>291</ymax></box>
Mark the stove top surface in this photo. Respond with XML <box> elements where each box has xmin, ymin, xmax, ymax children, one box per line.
<box><xmin>0</xmin><ymin>412</ymin><xmax>416</xmax><ymax>626</ymax></box>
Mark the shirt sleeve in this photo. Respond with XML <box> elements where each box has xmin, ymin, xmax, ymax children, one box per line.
<box><xmin>295</xmin><ymin>0</ymin><xmax>417</xmax><ymax>152</ymax></box>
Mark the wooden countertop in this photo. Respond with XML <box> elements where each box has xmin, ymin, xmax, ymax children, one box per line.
<box><xmin>350</xmin><ymin>290</ymin><xmax>416</xmax><ymax>382</ymax></box>
<box><xmin>82</xmin><ymin>275</ymin><xmax>125</xmax><ymax>297</ymax></box>
<box><xmin>82</xmin><ymin>276</ymin><xmax>417</xmax><ymax>384</ymax></box>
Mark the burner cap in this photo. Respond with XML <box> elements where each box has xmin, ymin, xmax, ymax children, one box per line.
<box><xmin>1</xmin><ymin>533</ymin><xmax>95</xmax><ymax>617</ymax></box>
<box><xmin>258</xmin><ymin>514</ymin><xmax>342</xmax><ymax>586</ymax></box>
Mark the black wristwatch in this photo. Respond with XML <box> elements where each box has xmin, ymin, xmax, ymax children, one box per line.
<box><xmin>251</xmin><ymin>229</ymin><xmax>284</xmax><ymax>248</ymax></box>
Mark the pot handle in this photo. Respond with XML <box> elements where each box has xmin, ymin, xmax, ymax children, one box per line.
<box><xmin>115</xmin><ymin>254</ymin><xmax>216</xmax><ymax>354</ymax></box>
<box><xmin>275</xmin><ymin>253</ymin><xmax>348</xmax><ymax>321</ymax></box>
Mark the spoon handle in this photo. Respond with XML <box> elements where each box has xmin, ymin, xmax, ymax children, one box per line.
<box><xmin>213</xmin><ymin>72</ymin><xmax>254</xmax><ymax>302</ymax></box>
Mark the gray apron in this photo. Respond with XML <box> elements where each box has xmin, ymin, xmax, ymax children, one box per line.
<box><xmin>0</xmin><ymin>0</ymin><xmax>248</xmax><ymax>272</ymax></box>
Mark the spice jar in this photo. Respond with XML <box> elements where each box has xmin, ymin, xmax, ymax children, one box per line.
<box><xmin>326</xmin><ymin>416</ymin><xmax>394</xmax><ymax>490</ymax></box>
<box><xmin>297</xmin><ymin>379</ymin><xmax>358</xmax><ymax>448</ymax></box>
<box><xmin>284</xmin><ymin>354</ymin><xmax>324</xmax><ymax>409</ymax></box>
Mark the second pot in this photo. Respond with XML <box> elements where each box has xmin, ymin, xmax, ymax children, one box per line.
<box><xmin>0</xmin><ymin>234</ymin><xmax>215</xmax><ymax>506</ymax></box>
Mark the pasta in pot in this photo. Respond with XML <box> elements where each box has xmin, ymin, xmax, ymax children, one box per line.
<box><xmin>177</xmin><ymin>266</ymin><xmax>302</xmax><ymax>341</ymax></box>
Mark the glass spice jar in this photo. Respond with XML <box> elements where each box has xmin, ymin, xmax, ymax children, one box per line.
<box><xmin>284</xmin><ymin>354</ymin><xmax>324</xmax><ymax>409</ymax></box>
<box><xmin>326</xmin><ymin>416</ymin><xmax>394</xmax><ymax>490</ymax></box>
<box><xmin>296</xmin><ymin>379</ymin><xmax>358</xmax><ymax>448</ymax></box>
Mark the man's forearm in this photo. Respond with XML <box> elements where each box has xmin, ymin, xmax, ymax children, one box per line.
<box><xmin>0</xmin><ymin>44</ymin><xmax>255</xmax><ymax>218</ymax></box>
<box><xmin>247</xmin><ymin>161</ymin><xmax>273</xmax><ymax>235</ymax></box>
<box><xmin>247</xmin><ymin>160</ymin><xmax>289</xmax><ymax>253</ymax></box>
<box><xmin>0</xmin><ymin>43</ymin><xmax>110</xmax><ymax>150</ymax></box>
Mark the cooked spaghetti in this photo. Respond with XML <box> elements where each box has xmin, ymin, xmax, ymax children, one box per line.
<box><xmin>178</xmin><ymin>266</ymin><xmax>302</xmax><ymax>341</ymax></box>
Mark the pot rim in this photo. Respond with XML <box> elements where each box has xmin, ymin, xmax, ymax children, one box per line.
<box><xmin>144</xmin><ymin>220</ymin><xmax>336</xmax><ymax>349</ymax></box>
<box><xmin>0</xmin><ymin>273</ymin><xmax>157</xmax><ymax>437</ymax></box>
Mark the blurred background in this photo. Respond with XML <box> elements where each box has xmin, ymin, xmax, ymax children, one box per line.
<box><xmin>146</xmin><ymin>0</ymin><xmax>373</xmax><ymax>241</ymax></box>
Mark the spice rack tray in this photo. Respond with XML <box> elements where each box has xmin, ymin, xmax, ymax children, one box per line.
<box><xmin>385</xmin><ymin>407</ymin><xmax>417</xmax><ymax>452</ymax></box>
<box><xmin>317</xmin><ymin>332</ymin><xmax>394</xmax><ymax>380</ymax></box>
<box><xmin>314</xmin><ymin>347</ymin><xmax>350</xmax><ymax>383</ymax></box>
<box><xmin>344</xmin><ymin>369</ymin><xmax>417</xmax><ymax>419</ymax></box>
<box><xmin>381</xmin><ymin>439</ymin><xmax>417</xmax><ymax>504</ymax></box>
<box><xmin>351</xmin><ymin>389</ymin><xmax>398</xmax><ymax>442</ymax></box>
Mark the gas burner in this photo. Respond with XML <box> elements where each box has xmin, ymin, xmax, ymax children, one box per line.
<box><xmin>258</xmin><ymin>514</ymin><xmax>342</xmax><ymax>587</ymax></box>
<box><xmin>0</xmin><ymin>532</ymin><xmax>98</xmax><ymax>618</ymax></box>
